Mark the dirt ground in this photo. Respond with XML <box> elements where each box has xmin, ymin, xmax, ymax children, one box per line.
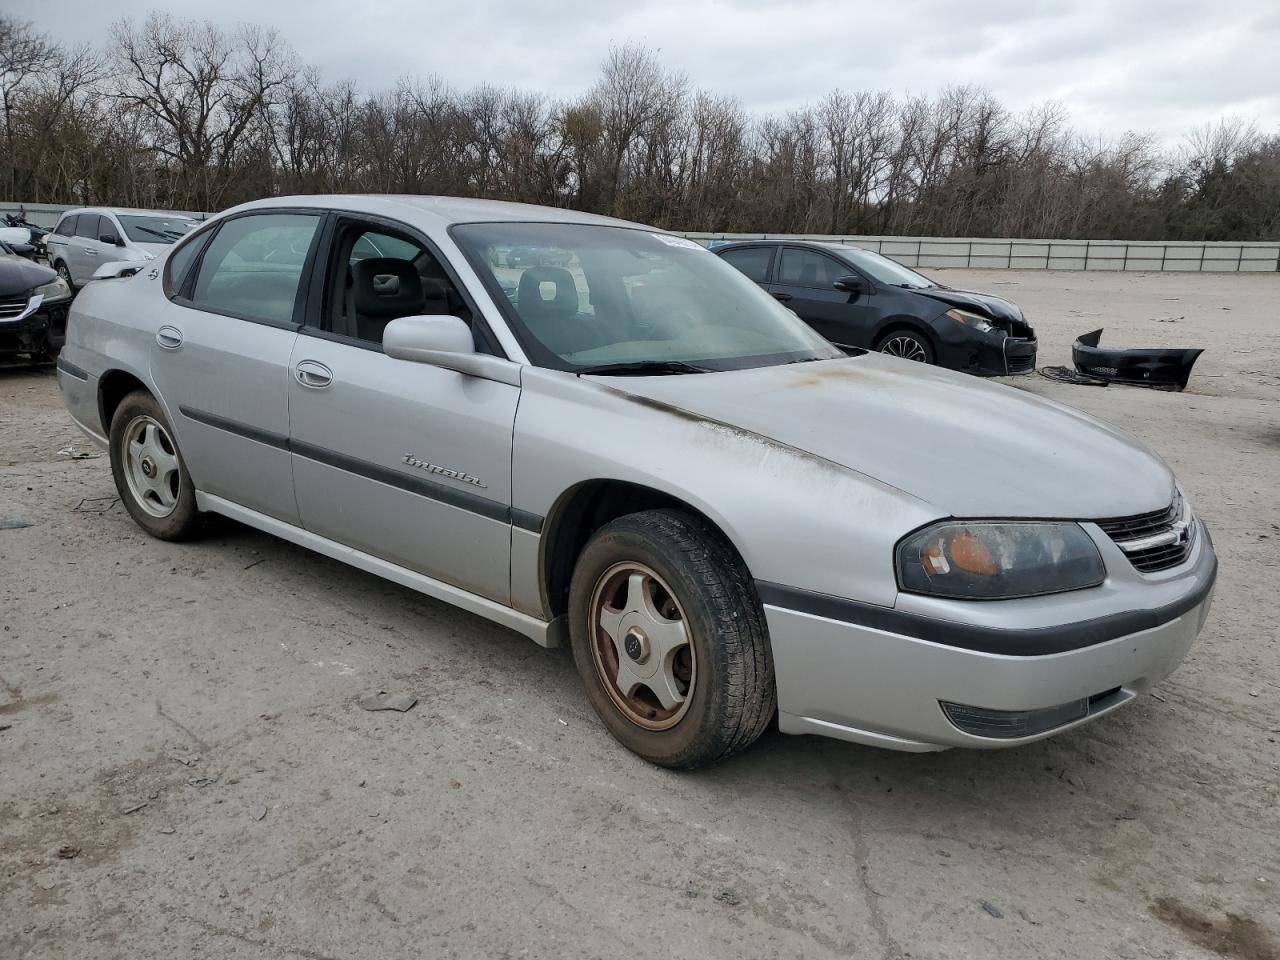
<box><xmin>2</xmin><ymin>269</ymin><xmax>1278</xmax><ymax>960</ymax></box>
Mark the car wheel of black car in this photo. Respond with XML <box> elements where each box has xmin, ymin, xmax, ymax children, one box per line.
<box><xmin>109</xmin><ymin>391</ymin><xmax>203</xmax><ymax>541</ymax></box>
<box><xmin>568</xmin><ymin>509</ymin><xmax>776</xmax><ymax>769</ymax></box>
<box><xmin>876</xmin><ymin>328</ymin><xmax>934</xmax><ymax>364</ymax></box>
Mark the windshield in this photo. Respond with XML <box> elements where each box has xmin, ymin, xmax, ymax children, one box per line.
<box><xmin>452</xmin><ymin>223</ymin><xmax>841</xmax><ymax>372</ymax></box>
<box><xmin>833</xmin><ymin>247</ymin><xmax>936</xmax><ymax>289</ymax></box>
<box><xmin>119</xmin><ymin>215</ymin><xmax>197</xmax><ymax>244</ymax></box>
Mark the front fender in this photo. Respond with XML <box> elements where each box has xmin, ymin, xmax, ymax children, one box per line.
<box><xmin>512</xmin><ymin>367</ymin><xmax>944</xmax><ymax>611</ymax></box>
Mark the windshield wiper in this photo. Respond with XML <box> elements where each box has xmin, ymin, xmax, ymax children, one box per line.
<box><xmin>130</xmin><ymin>225</ymin><xmax>175</xmax><ymax>242</ymax></box>
<box><xmin>574</xmin><ymin>360</ymin><xmax>712</xmax><ymax>376</ymax></box>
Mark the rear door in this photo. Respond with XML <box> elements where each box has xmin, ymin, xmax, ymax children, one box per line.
<box><xmin>288</xmin><ymin>215</ymin><xmax>519</xmax><ymax>603</ymax></box>
<box><xmin>149</xmin><ymin>210</ymin><xmax>323</xmax><ymax>524</ymax></box>
<box><xmin>69</xmin><ymin>214</ymin><xmax>104</xmax><ymax>285</ymax></box>
<box><xmin>46</xmin><ymin>213</ymin><xmax>78</xmax><ymax>274</ymax></box>
<box><xmin>768</xmin><ymin>246</ymin><xmax>878</xmax><ymax>348</ymax></box>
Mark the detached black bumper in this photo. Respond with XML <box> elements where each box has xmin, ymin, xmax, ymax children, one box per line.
<box><xmin>0</xmin><ymin>296</ymin><xmax>69</xmax><ymax>359</ymax></box>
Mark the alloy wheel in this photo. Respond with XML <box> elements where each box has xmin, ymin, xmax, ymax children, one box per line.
<box><xmin>880</xmin><ymin>335</ymin><xmax>929</xmax><ymax>362</ymax></box>
<box><xmin>122</xmin><ymin>416</ymin><xmax>181</xmax><ymax>518</ymax></box>
<box><xmin>589</xmin><ymin>561</ymin><xmax>696</xmax><ymax>731</ymax></box>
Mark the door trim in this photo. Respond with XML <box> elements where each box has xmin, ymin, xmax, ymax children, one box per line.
<box><xmin>178</xmin><ymin>404</ymin><xmax>544</xmax><ymax>531</ymax></box>
<box><xmin>196</xmin><ymin>492</ymin><xmax>559</xmax><ymax>647</ymax></box>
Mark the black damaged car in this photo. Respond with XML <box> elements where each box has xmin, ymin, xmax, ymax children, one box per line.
<box><xmin>0</xmin><ymin>237</ymin><xmax>73</xmax><ymax>364</ymax></box>
<box><xmin>715</xmin><ymin>240</ymin><xmax>1036</xmax><ymax>376</ymax></box>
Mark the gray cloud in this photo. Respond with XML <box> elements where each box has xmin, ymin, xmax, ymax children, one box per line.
<box><xmin>30</xmin><ymin>0</ymin><xmax>1280</xmax><ymax>145</ymax></box>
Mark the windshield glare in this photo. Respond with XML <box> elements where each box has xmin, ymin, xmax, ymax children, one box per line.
<box><xmin>834</xmin><ymin>246</ymin><xmax>935</xmax><ymax>289</ymax></box>
<box><xmin>453</xmin><ymin>223</ymin><xmax>841</xmax><ymax>372</ymax></box>
<box><xmin>119</xmin><ymin>215</ymin><xmax>197</xmax><ymax>244</ymax></box>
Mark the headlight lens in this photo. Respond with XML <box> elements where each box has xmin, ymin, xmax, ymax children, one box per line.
<box><xmin>34</xmin><ymin>276</ymin><xmax>72</xmax><ymax>303</ymax></box>
<box><xmin>896</xmin><ymin>521</ymin><xmax>1105</xmax><ymax>600</ymax></box>
<box><xmin>945</xmin><ymin>308</ymin><xmax>994</xmax><ymax>334</ymax></box>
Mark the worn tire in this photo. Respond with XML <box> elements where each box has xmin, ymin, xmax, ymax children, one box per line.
<box><xmin>568</xmin><ymin>509</ymin><xmax>776</xmax><ymax>769</ymax></box>
<box><xmin>54</xmin><ymin>260</ymin><xmax>74</xmax><ymax>291</ymax></box>
<box><xmin>109</xmin><ymin>390</ymin><xmax>203</xmax><ymax>540</ymax></box>
<box><xmin>875</xmin><ymin>327</ymin><xmax>935</xmax><ymax>364</ymax></box>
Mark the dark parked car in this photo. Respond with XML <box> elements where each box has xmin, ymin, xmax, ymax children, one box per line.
<box><xmin>715</xmin><ymin>240</ymin><xmax>1037</xmax><ymax>375</ymax></box>
<box><xmin>0</xmin><ymin>239</ymin><xmax>74</xmax><ymax>363</ymax></box>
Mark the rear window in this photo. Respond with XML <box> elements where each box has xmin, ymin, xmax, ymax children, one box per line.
<box><xmin>720</xmin><ymin>246</ymin><xmax>774</xmax><ymax>284</ymax></box>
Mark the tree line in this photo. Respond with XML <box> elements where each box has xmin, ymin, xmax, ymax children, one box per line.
<box><xmin>3</xmin><ymin>12</ymin><xmax>1278</xmax><ymax>241</ymax></box>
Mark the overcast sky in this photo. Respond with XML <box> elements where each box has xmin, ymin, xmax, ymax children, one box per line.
<box><xmin>30</xmin><ymin>0</ymin><xmax>1280</xmax><ymax>146</ymax></box>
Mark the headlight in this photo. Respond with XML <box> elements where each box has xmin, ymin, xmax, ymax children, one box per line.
<box><xmin>945</xmin><ymin>308</ymin><xmax>994</xmax><ymax>334</ymax></box>
<box><xmin>896</xmin><ymin>521</ymin><xmax>1105</xmax><ymax>600</ymax></box>
<box><xmin>34</xmin><ymin>276</ymin><xmax>72</xmax><ymax>303</ymax></box>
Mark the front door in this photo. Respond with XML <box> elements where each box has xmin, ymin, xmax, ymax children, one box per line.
<box><xmin>768</xmin><ymin>246</ymin><xmax>879</xmax><ymax>348</ymax></box>
<box><xmin>288</xmin><ymin>217</ymin><xmax>519</xmax><ymax>603</ymax></box>
<box><xmin>149</xmin><ymin>210</ymin><xmax>324</xmax><ymax>524</ymax></box>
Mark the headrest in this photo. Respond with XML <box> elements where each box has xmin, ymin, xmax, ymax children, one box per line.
<box><xmin>353</xmin><ymin>258</ymin><xmax>424</xmax><ymax>318</ymax></box>
<box><xmin>517</xmin><ymin>266</ymin><xmax>578</xmax><ymax>320</ymax></box>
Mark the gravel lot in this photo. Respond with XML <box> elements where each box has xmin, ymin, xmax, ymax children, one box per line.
<box><xmin>2</xmin><ymin>269</ymin><xmax>1278</xmax><ymax>960</ymax></box>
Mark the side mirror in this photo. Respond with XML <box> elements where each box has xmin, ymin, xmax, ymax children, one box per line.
<box><xmin>100</xmin><ymin>233</ymin><xmax>122</xmax><ymax>246</ymax></box>
<box><xmin>834</xmin><ymin>275</ymin><xmax>865</xmax><ymax>294</ymax></box>
<box><xmin>383</xmin><ymin>315</ymin><xmax>520</xmax><ymax>386</ymax></box>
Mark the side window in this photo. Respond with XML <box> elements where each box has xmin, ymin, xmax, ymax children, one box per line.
<box><xmin>74</xmin><ymin>215</ymin><xmax>102</xmax><ymax>240</ymax></box>
<box><xmin>778</xmin><ymin>248</ymin><xmax>847</xmax><ymax>288</ymax></box>
<box><xmin>720</xmin><ymin>246</ymin><xmax>774</xmax><ymax>284</ymax></box>
<box><xmin>56</xmin><ymin>214</ymin><xmax>78</xmax><ymax>237</ymax></box>
<box><xmin>189</xmin><ymin>213</ymin><xmax>320</xmax><ymax>325</ymax></box>
<box><xmin>326</xmin><ymin>224</ymin><xmax>471</xmax><ymax>346</ymax></box>
<box><xmin>164</xmin><ymin>229</ymin><xmax>213</xmax><ymax>298</ymax></box>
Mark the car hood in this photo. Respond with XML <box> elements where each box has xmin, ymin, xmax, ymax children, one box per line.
<box><xmin>911</xmin><ymin>286</ymin><xmax>1023</xmax><ymax>323</ymax></box>
<box><xmin>598</xmin><ymin>354</ymin><xmax>1175</xmax><ymax>519</ymax></box>
<box><xmin>0</xmin><ymin>254</ymin><xmax>55</xmax><ymax>297</ymax></box>
<box><xmin>127</xmin><ymin>241</ymin><xmax>171</xmax><ymax>259</ymax></box>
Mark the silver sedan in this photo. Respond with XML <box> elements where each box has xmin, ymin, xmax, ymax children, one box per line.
<box><xmin>56</xmin><ymin>195</ymin><xmax>1216</xmax><ymax>768</ymax></box>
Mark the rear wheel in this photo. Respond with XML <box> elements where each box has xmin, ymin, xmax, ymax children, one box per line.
<box><xmin>109</xmin><ymin>391</ymin><xmax>202</xmax><ymax>540</ymax></box>
<box><xmin>876</xmin><ymin>328</ymin><xmax>934</xmax><ymax>364</ymax></box>
<box><xmin>568</xmin><ymin>509</ymin><xmax>775</xmax><ymax>769</ymax></box>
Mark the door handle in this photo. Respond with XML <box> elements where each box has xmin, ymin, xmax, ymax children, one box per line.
<box><xmin>295</xmin><ymin>360</ymin><xmax>333</xmax><ymax>389</ymax></box>
<box><xmin>156</xmin><ymin>325</ymin><xmax>183</xmax><ymax>350</ymax></box>
<box><xmin>771</xmin><ymin>292</ymin><xmax>792</xmax><ymax>302</ymax></box>
<box><xmin>83</xmin><ymin>247</ymin><xmax>98</xmax><ymax>256</ymax></box>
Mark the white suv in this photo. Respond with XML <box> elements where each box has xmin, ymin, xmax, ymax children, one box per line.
<box><xmin>45</xmin><ymin>207</ymin><xmax>198</xmax><ymax>288</ymax></box>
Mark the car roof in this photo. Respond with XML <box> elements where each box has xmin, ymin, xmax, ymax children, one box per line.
<box><xmin>59</xmin><ymin>207</ymin><xmax>199</xmax><ymax>219</ymax></box>
<box><xmin>222</xmin><ymin>194</ymin><xmax>649</xmax><ymax>230</ymax></box>
<box><xmin>717</xmin><ymin>238</ymin><xmax>869</xmax><ymax>255</ymax></box>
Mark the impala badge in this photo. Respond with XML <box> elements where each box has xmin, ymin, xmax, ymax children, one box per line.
<box><xmin>402</xmin><ymin>454</ymin><xmax>487</xmax><ymax>488</ymax></box>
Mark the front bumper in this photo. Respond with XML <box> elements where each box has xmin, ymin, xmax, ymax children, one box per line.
<box><xmin>762</xmin><ymin>534</ymin><xmax>1216</xmax><ymax>752</ymax></box>
<box><xmin>0</xmin><ymin>294</ymin><xmax>71</xmax><ymax>358</ymax></box>
<box><xmin>935</xmin><ymin>320</ymin><xmax>1037</xmax><ymax>376</ymax></box>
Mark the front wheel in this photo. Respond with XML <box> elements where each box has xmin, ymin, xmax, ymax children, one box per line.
<box><xmin>109</xmin><ymin>391</ymin><xmax>203</xmax><ymax>540</ymax></box>
<box><xmin>876</xmin><ymin>328</ymin><xmax>934</xmax><ymax>364</ymax></box>
<box><xmin>55</xmin><ymin>261</ymin><xmax>74</xmax><ymax>291</ymax></box>
<box><xmin>568</xmin><ymin>510</ymin><xmax>775</xmax><ymax>769</ymax></box>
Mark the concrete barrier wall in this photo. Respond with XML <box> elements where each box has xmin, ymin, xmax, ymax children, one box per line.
<box><xmin>5</xmin><ymin>201</ymin><xmax>1275</xmax><ymax>272</ymax></box>
<box><xmin>683</xmin><ymin>233</ymin><xmax>1280</xmax><ymax>272</ymax></box>
<box><xmin>1</xmin><ymin>201</ymin><xmax>210</xmax><ymax>229</ymax></box>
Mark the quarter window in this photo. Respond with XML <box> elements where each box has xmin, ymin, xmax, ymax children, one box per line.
<box><xmin>189</xmin><ymin>214</ymin><xmax>320</xmax><ymax>325</ymax></box>
<box><xmin>56</xmin><ymin>214</ymin><xmax>79</xmax><ymax>237</ymax></box>
<box><xmin>778</xmin><ymin>248</ymin><xmax>848</xmax><ymax>288</ymax></box>
<box><xmin>720</xmin><ymin>246</ymin><xmax>774</xmax><ymax>284</ymax></box>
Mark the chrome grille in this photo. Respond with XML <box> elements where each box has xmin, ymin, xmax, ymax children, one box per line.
<box><xmin>1096</xmin><ymin>496</ymin><xmax>1194</xmax><ymax>573</ymax></box>
<box><xmin>0</xmin><ymin>295</ymin><xmax>32</xmax><ymax>320</ymax></box>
